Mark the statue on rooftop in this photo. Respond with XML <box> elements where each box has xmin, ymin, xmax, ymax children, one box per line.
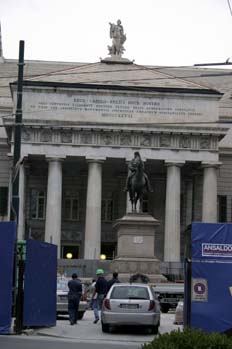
<box><xmin>108</xmin><ymin>20</ymin><xmax>126</xmax><ymax>57</ymax></box>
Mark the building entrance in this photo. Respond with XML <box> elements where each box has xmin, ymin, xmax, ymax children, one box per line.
<box><xmin>62</xmin><ymin>245</ymin><xmax>79</xmax><ymax>259</ymax></box>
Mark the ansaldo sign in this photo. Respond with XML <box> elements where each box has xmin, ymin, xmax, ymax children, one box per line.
<box><xmin>202</xmin><ymin>243</ymin><xmax>232</xmax><ymax>258</ymax></box>
<box><xmin>192</xmin><ymin>223</ymin><xmax>232</xmax><ymax>260</ymax></box>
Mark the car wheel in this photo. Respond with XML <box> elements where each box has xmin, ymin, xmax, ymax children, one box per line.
<box><xmin>101</xmin><ymin>322</ymin><xmax>110</xmax><ymax>333</ymax></box>
<box><xmin>151</xmin><ymin>325</ymin><xmax>159</xmax><ymax>334</ymax></box>
<box><xmin>77</xmin><ymin>311</ymin><xmax>84</xmax><ymax>320</ymax></box>
<box><xmin>160</xmin><ymin>304</ymin><xmax>169</xmax><ymax>313</ymax></box>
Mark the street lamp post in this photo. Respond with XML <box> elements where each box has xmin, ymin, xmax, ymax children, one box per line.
<box><xmin>11</xmin><ymin>40</ymin><xmax>25</xmax><ymax>335</ymax></box>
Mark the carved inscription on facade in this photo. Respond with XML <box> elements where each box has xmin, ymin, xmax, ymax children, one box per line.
<box><xmin>25</xmin><ymin>90</ymin><xmax>216</xmax><ymax>124</ymax></box>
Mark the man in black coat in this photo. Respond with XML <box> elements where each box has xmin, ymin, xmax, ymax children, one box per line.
<box><xmin>67</xmin><ymin>273</ymin><xmax>82</xmax><ymax>325</ymax></box>
<box><xmin>107</xmin><ymin>272</ymin><xmax>120</xmax><ymax>292</ymax></box>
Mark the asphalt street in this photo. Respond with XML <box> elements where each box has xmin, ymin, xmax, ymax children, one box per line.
<box><xmin>0</xmin><ymin>336</ymin><xmax>138</xmax><ymax>349</ymax></box>
<box><xmin>0</xmin><ymin>311</ymin><xmax>183</xmax><ymax>349</ymax></box>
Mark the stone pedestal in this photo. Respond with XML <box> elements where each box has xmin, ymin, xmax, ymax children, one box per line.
<box><xmin>110</xmin><ymin>213</ymin><xmax>166</xmax><ymax>283</ymax></box>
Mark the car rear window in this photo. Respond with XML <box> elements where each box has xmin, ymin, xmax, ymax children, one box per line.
<box><xmin>110</xmin><ymin>286</ymin><xmax>149</xmax><ymax>300</ymax></box>
<box><xmin>57</xmin><ymin>280</ymin><xmax>69</xmax><ymax>291</ymax></box>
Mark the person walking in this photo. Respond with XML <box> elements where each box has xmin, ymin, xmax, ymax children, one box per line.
<box><xmin>85</xmin><ymin>279</ymin><xmax>96</xmax><ymax>309</ymax></box>
<box><xmin>67</xmin><ymin>273</ymin><xmax>82</xmax><ymax>325</ymax></box>
<box><xmin>107</xmin><ymin>271</ymin><xmax>120</xmax><ymax>292</ymax></box>
<box><xmin>92</xmin><ymin>269</ymin><xmax>108</xmax><ymax>324</ymax></box>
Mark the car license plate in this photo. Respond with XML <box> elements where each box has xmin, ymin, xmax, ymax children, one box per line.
<box><xmin>120</xmin><ymin>304</ymin><xmax>139</xmax><ymax>309</ymax></box>
<box><xmin>59</xmin><ymin>295</ymin><xmax>67</xmax><ymax>300</ymax></box>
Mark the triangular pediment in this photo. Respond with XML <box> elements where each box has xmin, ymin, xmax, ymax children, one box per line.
<box><xmin>26</xmin><ymin>61</ymin><xmax>219</xmax><ymax>93</ymax></box>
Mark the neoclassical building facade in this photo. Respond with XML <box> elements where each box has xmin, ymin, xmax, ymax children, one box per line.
<box><xmin>1</xmin><ymin>34</ymin><xmax>232</xmax><ymax>276</ymax></box>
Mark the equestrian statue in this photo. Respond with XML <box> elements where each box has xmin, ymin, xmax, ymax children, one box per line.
<box><xmin>124</xmin><ymin>152</ymin><xmax>153</xmax><ymax>212</ymax></box>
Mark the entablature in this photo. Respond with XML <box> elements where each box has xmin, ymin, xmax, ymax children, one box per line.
<box><xmin>11</xmin><ymin>124</ymin><xmax>225</xmax><ymax>153</ymax></box>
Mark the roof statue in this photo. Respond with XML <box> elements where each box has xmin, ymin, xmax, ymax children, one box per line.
<box><xmin>108</xmin><ymin>20</ymin><xmax>126</xmax><ymax>57</ymax></box>
<box><xmin>101</xmin><ymin>20</ymin><xmax>132</xmax><ymax>64</ymax></box>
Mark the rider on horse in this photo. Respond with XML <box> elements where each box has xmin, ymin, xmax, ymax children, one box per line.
<box><xmin>124</xmin><ymin>152</ymin><xmax>153</xmax><ymax>193</ymax></box>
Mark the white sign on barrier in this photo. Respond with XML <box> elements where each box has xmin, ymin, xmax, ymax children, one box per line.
<box><xmin>192</xmin><ymin>278</ymin><xmax>208</xmax><ymax>302</ymax></box>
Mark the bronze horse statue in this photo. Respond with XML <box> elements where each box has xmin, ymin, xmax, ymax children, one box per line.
<box><xmin>129</xmin><ymin>158</ymin><xmax>146</xmax><ymax>212</ymax></box>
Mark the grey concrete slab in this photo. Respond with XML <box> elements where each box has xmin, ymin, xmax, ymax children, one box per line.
<box><xmin>30</xmin><ymin>310</ymin><xmax>183</xmax><ymax>345</ymax></box>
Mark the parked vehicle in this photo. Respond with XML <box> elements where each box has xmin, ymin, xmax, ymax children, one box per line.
<box><xmin>153</xmin><ymin>283</ymin><xmax>184</xmax><ymax>313</ymax></box>
<box><xmin>56</xmin><ymin>277</ymin><xmax>88</xmax><ymax>319</ymax></box>
<box><xmin>101</xmin><ymin>283</ymin><xmax>160</xmax><ymax>333</ymax></box>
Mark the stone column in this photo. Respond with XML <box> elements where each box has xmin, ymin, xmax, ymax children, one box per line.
<box><xmin>164</xmin><ymin>161</ymin><xmax>184</xmax><ymax>262</ymax></box>
<box><xmin>202</xmin><ymin>162</ymin><xmax>221</xmax><ymax>223</ymax></box>
<box><xmin>84</xmin><ymin>158</ymin><xmax>105</xmax><ymax>259</ymax></box>
<box><xmin>185</xmin><ymin>179</ymin><xmax>193</xmax><ymax>226</ymax></box>
<box><xmin>17</xmin><ymin>163</ymin><xmax>25</xmax><ymax>240</ymax></box>
<box><xmin>45</xmin><ymin>158</ymin><xmax>63</xmax><ymax>257</ymax></box>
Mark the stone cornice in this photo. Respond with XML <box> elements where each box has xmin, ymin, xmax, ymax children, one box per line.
<box><xmin>2</xmin><ymin>117</ymin><xmax>228</xmax><ymax>134</ymax></box>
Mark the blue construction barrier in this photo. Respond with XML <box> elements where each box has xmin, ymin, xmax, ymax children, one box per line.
<box><xmin>185</xmin><ymin>222</ymin><xmax>232</xmax><ymax>334</ymax></box>
<box><xmin>191</xmin><ymin>260</ymin><xmax>232</xmax><ymax>333</ymax></box>
<box><xmin>0</xmin><ymin>222</ymin><xmax>16</xmax><ymax>334</ymax></box>
<box><xmin>23</xmin><ymin>239</ymin><xmax>57</xmax><ymax>327</ymax></box>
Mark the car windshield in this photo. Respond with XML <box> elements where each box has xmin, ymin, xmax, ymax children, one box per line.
<box><xmin>110</xmin><ymin>286</ymin><xmax>149</xmax><ymax>300</ymax></box>
<box><xmin>57</xmin><ymin>279</ymin><xmax>69</xmax><ymax>292</ymax></box>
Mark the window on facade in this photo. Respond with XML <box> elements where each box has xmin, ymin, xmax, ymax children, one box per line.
<box><xmin>101</xmin><ymin>243</ymin><xmax>116</xmax><ymax>260</ymax></box>
<box><xmin>102</xmin><ymin>199</ymin><xmax>113</xmax><ymax>222</ymax></box>
<box><xmin>0</xmin><ymin>187</ymin><xmax>8</xmax><ymax>216</ymax></box>
<box><xmin>64</xmin><ymin>196</ymin><xmax>79</xmax><ymax>221</ymax></box>
<box><xmin>30</xmin><ymin>189</ymin><xmax>46</xmax><ymax>220</ymax></box>
<box><xmin>217</xmin><ymin>195</ymin><xmax>227</xmax><ymax>222</ymax></box>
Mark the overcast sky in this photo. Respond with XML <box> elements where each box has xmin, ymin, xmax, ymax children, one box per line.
<box><xmin>1</xmin><ymin>0</ymin><xmax>232</xmax><ymax>67</ymax></box>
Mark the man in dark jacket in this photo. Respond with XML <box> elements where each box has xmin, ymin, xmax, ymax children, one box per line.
<box><xmin>67</xmin><ymin>273</ymin><xmax>82</xmax><ymax>325</ymax></box>
<box><xmin>92</xmin><ymin>269</ymin><xmax>108</xmax><ymax>323</ymax></box>
<box><xmin>107</xmin><ymin>272</ymin><xmax>120</xmax><ymax>292</ymax></box>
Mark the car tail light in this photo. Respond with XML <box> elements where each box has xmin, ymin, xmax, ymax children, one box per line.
<box><xmin>148</xmin><ymin>300</ymin><xmax>155</xmax><ymax>311</ymax></box>
<box><xmin>104</xmin><ymin>298</ymin><xmax>111</xmax><ymax>310</ymax></box>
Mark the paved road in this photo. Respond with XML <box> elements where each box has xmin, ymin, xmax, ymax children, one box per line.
<box><xmin>0</xmin><ymin>310</ymin><xmax>182</xmax><ymax>349</ymax></box>
<box><xmin>0</xmin><ymin>336</ymin><xmax>138</xmax><ymax>349</ymax></box>
<box><xmin>30</xmin><ymin>310</ymin><xmax>183</xmax><ymax>347</ymax></box>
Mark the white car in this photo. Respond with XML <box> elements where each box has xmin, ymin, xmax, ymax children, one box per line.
<box><xmin>101</xmin><ymin>283</ymin><xmax>160</xmax><ymax>333</ymax></box>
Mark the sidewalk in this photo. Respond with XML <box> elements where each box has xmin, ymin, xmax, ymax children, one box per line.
<box><xmin>30</xmin><ymin>310</ymin><xmax>183</xmax><ymax>345</ymax></box>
